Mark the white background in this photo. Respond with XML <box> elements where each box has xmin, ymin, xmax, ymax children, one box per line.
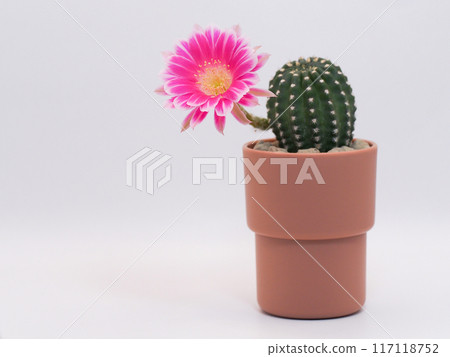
<box><xmin>1</xmin><ymin>0</ymin><xmax>449</xmax><ymax>338</ymax></box>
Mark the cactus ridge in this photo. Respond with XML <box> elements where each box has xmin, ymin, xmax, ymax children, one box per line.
<box><xmin>267</xmin><ymin>57</ymin><xmax>357</xmax><ymax>152</ymax></box>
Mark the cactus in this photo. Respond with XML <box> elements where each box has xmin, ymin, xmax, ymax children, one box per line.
<box><xmin>266</xmin><ymin>57</ymin><xmax>356</xmax><ymax>153</ymax></box>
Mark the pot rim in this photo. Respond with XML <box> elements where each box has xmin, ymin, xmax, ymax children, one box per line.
<box><xmin>243</xmin><ymin>137</ymin><xmax>377</xmax><ymax>157</ymax></box>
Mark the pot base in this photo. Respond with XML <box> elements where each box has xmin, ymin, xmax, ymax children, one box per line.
<box><xmin>255</xmin><ymin>234</ymin><xmax>366</xmax><ymax>319</ymax></box>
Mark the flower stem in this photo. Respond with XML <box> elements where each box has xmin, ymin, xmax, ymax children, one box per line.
<box><xmin>238</xmin><ymin>105</ymin><xmax>270</xmax><ymax>130</ymax></box>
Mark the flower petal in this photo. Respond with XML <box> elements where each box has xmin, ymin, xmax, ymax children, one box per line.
<box><xmin>164</xmin><ymin>98</ymin><xmax>175</xmax><ymax>109</ymax></box>
<box><xmin>239</xmin><ymin>72</ymin><xmax>259</xmax><ymax>86</ymax></box>
<box><xmin>222</xmin><ymin>80</ymin><xmax>249</xmax><ymax>102</ymax></box>
<box><xmin>188</xmin><ymin>33</ymin><xmax>206</xmax><ymax>64</ymax></box>
<box><xmin>232</xmin><ymin>24</ymin><xmax>241</xmax><ymax>36</ymax></box>
<box><xmin>181</xmin><ymin>109</ymin><xmax>196</xmax><ymax>132</ymax></box>
<box><xmin>166</xmin><ymin>56</ymin><xmax>197</xmax><ymax>78</ymax></box>
<box><xmin>155</xmin><ymin>85</ymin><xmax>168</xmax><ymax>95</ymax></box>
<box><xmin>231</xmin><ymin>103</ymin><xmax>251</xmax><ymax>125</ymax></box>
<box><xmin>193</xmin><ymin>24</ymin><xmax>203</xmax><ymax>32</ymax></box>
<box><xmin>221</xmin><ymin>32</ymin><xmax>237</xmax><ymax>64</ymax></box>
<box><xmin>173</xmin><ymin>94</ymin><xmax>193</xmax><ymax>109</ymax></box>
<box><xmin>252</xmin><ymin>53</ymin><xmax>270</xmax><ymax>71</ymax></box>
<box><xmin>175</xmin><ymin>40</ymin><xmax>195</xmax><ymax>62</ymax></box>
<box><xmin>190</xmin><ymin>108</ymin><xmax>208</xmax><ymax>128</ymax></box>
<box><xmin>187</xmin><ymin>92</ymin><xmax>209</xmax><ymax>106</ymax></box>
<box><xmin>165</xmin><ymin>85</ymin><xmax>194</xmax><ymax>96</ymax></box>
<box><xmin>215</xmin><ymin>98</ymin><xmax>234</xmax><ymax>116</ymax></box>
<box><xmin>164</xmin><ymin>77</ymin><xmax>195</xmax><ymax>87</ymax></box>
<box><xmin>229</xmin><ymin>46</ymin><xmax>254</xmax><ymax>69</ymax></box>
<box><xmin>192</xmin><ymin>31</ymin><xmax>212</xmax><ymax>62</ymax></box>
<box><xmin>200</xmin><ymin>96</ymin><xmax>220</xmax><ymax>112</ymax></box>
<box><xmin>249</xmin><ymin>88</ymin><xmax>276</xmax><ymax>97</ymax></box>
<box><xmin>215</xmin><ymin>35</ymin><xmax>226</xmax><ymax>55</ymax></box>
<box><xmin>161</xmin><ymin>51</ymin><xmax>174</xmax><ymax>61</ymax></box>
<box><xmin>214</xmin><ymin>112</ymin><xmax>226</xmax><ymax>134</ymax></box>
<box><xmin>233</xmin><ymin>55</ymin><xmax>258</xmax><ymax>78</ymax></box>
<box><xmin>239</xmin><ymin>93</ymin><xmax>259</xmax><ymax>107</ymax></box>
<box><xmin>164</xmin><ymin>78</ymin><xmax>196</xmax><ymax>96</ymax></box>
<box><xmin>205</xmin><ymin>26</ymin><xmax>220</xmax><ymax>52</ymax></box>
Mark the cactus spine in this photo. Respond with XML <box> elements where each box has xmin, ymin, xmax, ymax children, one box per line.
<box><xmin>266</xmin><ymin>57</ymin><xmax>356</xmax><ymax>153</ymax></box>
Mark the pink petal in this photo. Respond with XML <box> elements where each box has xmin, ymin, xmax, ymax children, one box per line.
<box><xmin>231</xmin><ymin>103</ymin><xmax>251</xmax><ymax>125</ymax></box>
<box><xmin>187</xmin><ymin>92</ymin><xmax>209</xmax><ymax>107</ymax></box>
<box><xmin>232</xmin><ymin>24</ymin><xmax>242</xmax><ymax>36</ymax></box>
<box><xmin>221</xmin><ymin>32</ymin><xmax>237</xmax><ymax>64</ymax></box>
<box><xmin>181</xmin><ymin>109</ymin><xmax>196</xmax><ymax>132</ymax></box>
<box><xmin>229</xmin><ymin>46</ymin><xmax>254</xmax><ymax>69</ymax></box>
<box><xmin>162</xmin><ymin>64</ymin><xmax>196</xmax><ymax>83</ymax></box>
<box><xmin>213</xmin><ymin>31</ymin><xmax>225</xmax><ymax>58</ymax></box>
<box><xmin>222</xmin><ymin>80</ymin><xmax>248</xmax><ymax>102</ymax></box>
<box><xmin>193</xmin><ymin>24</ymin><xmax>203</xmax><ymax>32</ymax></box>
<box><xmin>232</xmin><ymin>55</ymin><xmax>258</xmax><ymax>79</ymax></box>
<box><xmin>168</xmin><ymin>54</ymin><xmax>197</xmax><ymax>70</ymax></box>
<box><xmin>205</xmin><ymin>27</ymin><xmax>220</xmax><ymax>52</ymax></box>
<box><xmin>192</xmin><ymin>31</ymin><xmax>211</xmax><ymax>62</ymax></box>
<box><xmin>239</xmin><ymin>93</ymin><xmax>259</xmax><ymax>107</ymax></box>
<box><xmin>173</xmin><ymin>94</ymin><xmax>193</xmax><ymax>109</ymax></box>
<box><xmin>233</xmin><ymin>37</ymin><xmax>249</xmax><ymax>55</ymax></box>
<box><xmin>164</xmin><ymin>77</ymin><xmax>195</xmax><ymax>87</ymax></box>
<box><xmin>252</xmin><ymin>53</ymin><xmax>270</xmax><ymax>71</ymax></box>
<box><xmin>164</xmin><ymin>78</ymin><xmax>196</xmax><ymax>96</ymax></box>
<box><xmin>164</xmin><ymin>98</ymin><xmax>175</xmax><ymax>109</ymax></box>
<box><xmin>215</xmin><ymin>98</ymin><xmax>234</xmax><ymax>116</ymax></box>
<box><xmin>188</xmin><ymin>34</ymin><xmax>205</xmax><ymax>64</ymax></box>
<box><xmin>190</xmin><ymin>108</ymin><xmax>208</xmax><ymax>128</ymax></box>
<box><xmin>166</xmin><ymin>57</ymin><xmax>197</xmax><ymax>78</ymax></box>
<box><xmin>161</xmin><ymin>51</ymin><xmax>173</xmax><ymax>61</ymax></box>
<box><xmin>214</xmin><ymin>112</ymin><xmax>226</xmax><ymax>134</ymax></box>
<box><xmin>165</xmin><ymin>85</ymin><xmax>194</xmax><ymax>96</ymax></box>
<box><xmin>249</xmin><ymin>88</ymin><xmax>276</xmax><ymax>97</ymax></box>
<box><xmin>239</xmin><ymin>72</ymin><xmax>259</xmax><ymax>86</ymax></box>
<box><xmin>155</xmin><ymin>85</ymin><xmax>168</xmax><ymax>95</ymax></box>
<box><xmin>200</xmin><ymin>96</ymin><xmax>220</xmax><ymax>112</ymax></box>
<box><xmin>175</xmin><ymin>40</ymin><xmax>195</xmax><ymax>62</ymax></box>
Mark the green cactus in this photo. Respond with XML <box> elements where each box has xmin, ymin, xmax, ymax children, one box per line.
<box><xmin>266</xmin><ymin>57</ymin><xmax>356</xmax><ymax>153</ymax></box>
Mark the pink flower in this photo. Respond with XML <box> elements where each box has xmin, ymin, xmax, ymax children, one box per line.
<box><xmin>155</xmin><ymin>25</ymin><xmax>275</xmax><ymax>134</ymax></box>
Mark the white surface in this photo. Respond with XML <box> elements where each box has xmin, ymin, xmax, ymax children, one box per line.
<box><xmin>1</xmin><ymin>0</ymin><xmax>450</xmax><ymax>338</ymax></box>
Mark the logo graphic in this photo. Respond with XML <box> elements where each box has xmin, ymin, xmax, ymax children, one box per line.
<box><xmin>126</xmin><ymin>147</ymin><xmax>172</xmax><ymax>194</ymax></box>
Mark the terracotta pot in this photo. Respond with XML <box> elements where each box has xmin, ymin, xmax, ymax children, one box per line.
<box><xmin>242</xmin><ymin>138</ymin><xmax>377</xmax><ymax>319</ymax></box>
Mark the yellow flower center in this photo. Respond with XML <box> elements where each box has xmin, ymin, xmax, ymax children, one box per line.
<box><xmin>196</xmin><ymin>60</ymin><xmax>232</xmax><ymax>96</ymax></box>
